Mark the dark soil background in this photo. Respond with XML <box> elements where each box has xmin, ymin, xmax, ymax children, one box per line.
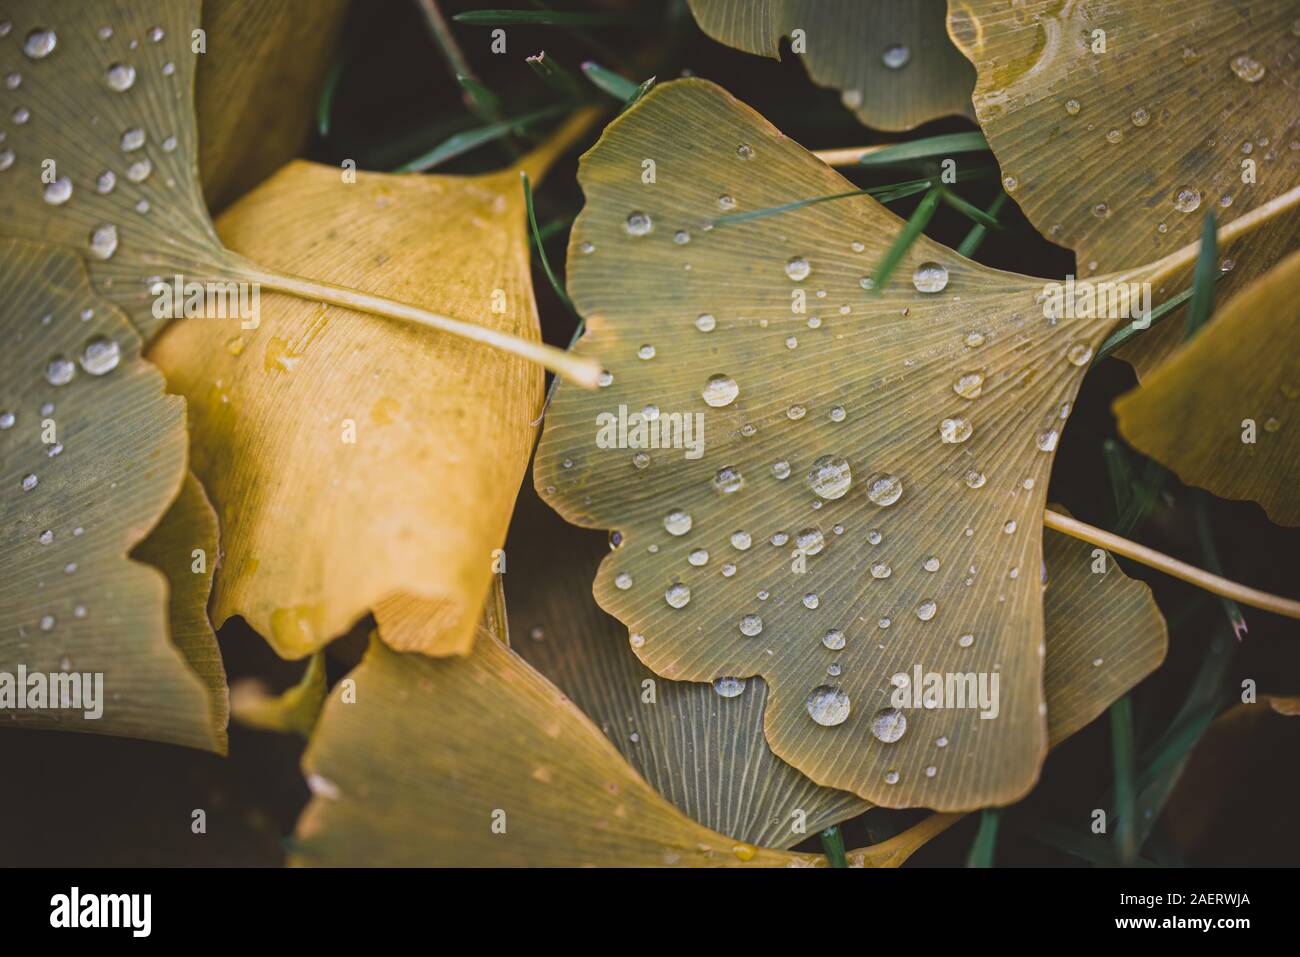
<box><xmin>1</xmin><ymin>0</ymin><xmax>1296</xmax><ymax>867</ymax></box>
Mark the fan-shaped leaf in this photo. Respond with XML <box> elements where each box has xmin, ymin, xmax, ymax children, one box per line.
<box><xmin>0</xmin><ymin>240</ymin><xmax>222</xmax><ymax>751</ymax></box>
<box><xmin>533</xmin><ymin>78</ymin><xmax>1189</xmax><ymax>810</ymax></box>
<box><xmin>198</xmin><ymin>0</ymin><xmax>350</xmax><ymax>211</ymax></box>
<box><xmin>148</xmin><ymin>154</ymin><xmax>552</xmax><ymax>658</ymax></box>
<box><xmin>946</xmin><ymin>0</ymin><xmax>1300</xmax><ymax>376</ymax></box>
<box><xmin>688</xmin><ymin>0</ymin><xmax>976</xmax><ymax>131</ymax></box>
<box><xmin>1114</xmin><ymin>248</ymin><xmax>1300</xmax><ymax>525</ymax></box>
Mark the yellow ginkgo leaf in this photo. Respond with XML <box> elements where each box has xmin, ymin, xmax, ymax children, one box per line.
<box><xmin>946</xmin><ymin>0</ymin><xmax>1300</xmax><ymax>377</ymax></box>
<box><xmin>532</xmin><ymin>78</ymin><xmax>1213</xmax><ymax>810</ymax></box>
<box><xmin>197</xmin><ymin>0</ymin><xmax>350</xmax><ymax>212</ymax></box>
<box><xmin>0</xmin><ymin>240</ymin><xmax>223</xmax><ymax>752</ymax></box>
<box><xmin>148</xmin><ymin>141</ymin><xmax>579</xmax><ymax>658</ymax></box>
<box><xmin>0</xmin><ymin>0</ymin><xmax>595</xmax><ymax>382</ymax></box>
<box><xmin>688</xmin><ymin>0</ymin><xmax>976</xmax><ymax>131</ymax></box>
<box><xmin>1114</xmin><ymin>248</ymin><xmax>1300</xmax><ymax>526</ymax></box>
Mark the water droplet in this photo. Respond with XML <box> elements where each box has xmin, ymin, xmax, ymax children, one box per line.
<box><xmin>45</xmin><ymin>356</ymin><xmax>76</xmax><ymax>386</ymax></box>
<box><xmin>688</xmin><ymin>548</ymin><xmax>709</xmax><ymax>566</ymax></box>
<box><xmin>106</xmin><ymin>62</ymin><xmax>136</xmax><ymax>91</ymax></box>
<box><xmin>1229</xmin><ymin>53</ymin><xmax>1265</xmax><ymax>83</ymax></box>
<box><xmin>1036</xmin><ymin>429</ymin><xmax>1059</xmax><ymax>452</ymax></box>
<box><xmin>1002</xmin><ymin>175</ymin><xmax>1018</xmax><ymax>192</ymax></box>
<box><xmin>802</xmin><ymin>593</ymin><xmax>820</xmax><ymax>609</ymax></box>
<box><xmin>771</xmin><ymin>460</ymin><xmax>791</xmax><ymax>480</ymax></box>
<box><xmin>23</xmin><ymin>28</ymin><xmax>57</xmax><ymax>59</ymax></box>
<box><xmin>12</xmin><ymin>106</ymin><xmax>30</xmax><ymax>125</ymax></box>
<box><xmin>870</xmin><ymin>562</ymin><xmax>892</xmax><ymax>579</ymax></box>
<box><xmin>730</xmin><ymin>530</ymin><xmax>752</xmax><ymax>550</ymax></box>
<box><xmin>736</xmin><ymin>144</ymin><xmax>754</xmax><ymax>160</ymax></box>
<box><xmin>912</xmin><ymin>261</ymin><xmax>949</xmax><ymax>293</ymax></box>
<box><xmin>597</xmin><ymin>370</ymin><xmax>613</xmax><ymax>387</ymax></box>
<box><xmin>121</xmin><ymin>127</ymin><xmax>146</xmax><ymax>151</ymax></box>
<box><xmin>784</xmin><ymin>257</ymin><xmax>811</xmax><ymax>281</ymax></box>
<box><xmin>964</xmin><ymin>331</ymin><xmax>986</xmax><ymax>348</ymax></box>
<box><xmin>915</xmin><ymin>599</ymin><xmax>937</xmax><ymax>621</ymax></box>
<box><xmin>614</xmin><ymin>572</ymin><xmax>633</xmax><ymax>590</ymax></box>
<box><xmin>805</xmin><ymin>685</ymin><xmax>851</xmax><ymax>726</ymax></box>
<box><xmin>0</xmin><ymin>411</ymin><xmax>14</xmax><ymax>430</ymax></box>
<box><xmin>923</xmin><ymin>556</ymin><xmax>940</xmax><ymax>572</ymax></box>
<box><xmin>39</xmin><ymin>614</ymin><xmax>55</xmax><ymax>631</ymax></box>
<box><xmin>821</xmin><ymin>628</ymin><xmax>845</xmax><ymax>650</ymax></box>
<box><xmin>38</xmin><ymin>529</ymin><xmax>54</xmax><ymax>545</ymax></box>
<box><xmin>44</xmin><ymin>176</ymin><xmax>73</xmax><ymax>205</ymax></box>
<box><xmin>148</xmin><ymin>26</ymin><xmax>165</xmax><ymax>43</ymax></box>
<box><xmin>939</xmin><ymin>417</ymin><xmax>973</xmax><ymax>443</ymax></box>
<box><xmin>1130</xmin><ymin>107</ymin><xmax>1150</xmax><ymax>127</ymax></box>
<box><xmin>673</xmin><ymin>229</ymin><xmax>690</xmax><ymax>245</ymax></box>
<box><xmin>5</xmin><ymin>72</ymin><xmax>20</xmax><ymax>89</ymax></box>
<box><xmin>712</xmin><ymin>465</ymin><xmax>744</xmax><ymax>494</ymax></box>
<box><xmin>1173</xmin><ymin>186</ymin><xmax>1201</xmax><ymax>213</ymax></box>
<box><xmin>96</xmin><ymin>170</ymin><xmax>117</xmax><ymax>194</ymax></box>
<box><xmin>1067</xmin><ymin>343</ymin><xmax>1093</xmax><ymax>366</ymax></box>
<box><xmin>1092</xmin><ymin>202</ymin><xmax>1110</xmax><ymax>219</ymax></box>
<box><xmin>787</xmin><ymin>404</ymin><xmax>806</xmax><ymax>420</ymax></box>
<box><xmin>1064</xmin><ymin>98</ymin><xmax>1081</xmax><ymax>115</ymax></box>
<box><xmin>713</xmin><ymin>677</ymin><xmax>746</xmax><ymax>698</ymax></box>
<box><xmin>866</xmin><ymin>529</ymin><xmax>882</xmax><ymax>545</ymax></box>
<box><xmin>739</xmin><ymin>614</ymin><xmax>763</xmax><ymax>636</ymax></box>
<box><xmin>958</xmin><ymin>633</ymin><xmax>975</xmax><ymax>648</ymax></box>
<box><xmin>702</xmin><ymin>373</ymin><xmax>739</xmax><ymax>407</ymax></box>
<box><xmin>629</xmin><ymin>632</ymin><xmax>645</xmax><ymax>648</ymax></box>
<box><xmin>795</xmin><ymin>527</ymin><xmax>825</xmax><ymax>555</ymax></box>
<box><xmin>871</xmin><ymin>708</ymin><xmax>907</xmax><ymax>743</ymax></box>
<box><xmin>631</xmin><ymin>451</ymin><xmax>649</xmax><ymax>469</ymax></box>
<box><xmin>88</xmin><ymin>223</ymin><xmax>118</xmax><ymax>260</ymax></box>
<box><xmin>1106</xmin><ymin>128</ymin><xmax>1123</xmax><ymax>144</ymax></box>
<box><xmin>694</xmin><ymin>313</ymin><xmax>716</xmax><ymax>332</ymax></box>
<box><xmin>1003</xmin><ymin>520</ymin><xmax>1018</xmax><ymax>534</ymax></box>
<box><xmin>79</xmin><ymin>336</ymin><xmax>120</xmax><ymax>375</ymax></box>
<box><xmin>625</xmin><ymin>211</ymin><xmax>652</xmax><ymax>236</ymax></box>
<box><xmin>0</xmin><ymin>149</ymin><xmax>13</xmax><ymax>172</ymax></box>
<box><xmin>663</xmin><ymin>510</ymin><xmax>692</xmax><ymax>536</ymax></box>
<box><xmin>807</xmin><ymin>455</ymin><xmax>852</xmax><ymax>500</ymax></box>
<box><xmin>21</xmin><ymin>473</ymin><xmax>37</xmax><ymax>491</ymax></box>
<box><xmin>637</xmin><ymin>343</ymin><xmax>656</xmax><ymax>360</ymax></box>
<box><xmin>881</xmin><ymin>43</ymin><xmax>910</xmax><ymax>69</ymax></box>
<box><xmin>664</xmin><ymin>583</ymin><xmax>691</xmax><ymax>608</ymax></box>
<box><xmin>954</xmin><ymin>372</ymin><xmax>984</xmax><ymax>399</ymax></box>
<box><xmin>884</xmin><ymin>770</ymin><xmax>900</xmax><ymax>785</ymax></box>
<box><xmin>126</xmin><ymin>158</ymin><xmax>152</xmax><ymax>183</ymax></box>
<box><xmin>866</xmin><ymin>472</ymin><xmax>902</xmax><ymax>506</ymax></box>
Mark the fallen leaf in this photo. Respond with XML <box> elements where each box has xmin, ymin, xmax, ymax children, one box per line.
<box><xmin>533</xmin><ymin>78</ymin><xmax>1196</xmax><ymax>810</ymax></box>
<box><xmin>0</xmin><ymin>240</ymin><xmax>222</xmax><ymax>752</ymax></box>
<box><xmin>198</xmin><ymin>0</ymin><xmax>350</xmax><ymax>211</ymax></box>
<box><xmin>1114</xmin><ymin>248</ymin><xmax>1300</xmax><ymax>526</ymax></box>
<box><xmin>946</xmin><ymin>0</ymin><xmax>1300</xmax><ymax>376</ymax></box>
<box><xmin>148</xmin><ymin>137</ymin><xmax>586</xmax><ymax>657</ymax></box>
<box><xmin>688</xmin><ymin>0</ymin><xmax>976</xmax><ymax>130</ymax></box>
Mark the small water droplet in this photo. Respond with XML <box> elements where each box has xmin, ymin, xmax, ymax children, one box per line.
<box><xmin>121</xmin><ymin>127</ymin><xmax>146</xmax><ymax>151</ymax></box>
<box><xmin>912</xmin><ymin>261</ymin><xmax>949</xmax><ymax>293</ymax></box>
<box><xmin>802</xmin><ymin>593</ymin><xmax>820</xmax><ymax>609</ymax></box>
<box><xmin>870</xmin><ymin>562</ymin><xmax>891</xmax><ymax>579</ymax></box>
<box><xmin>954</xmin><ymin>372</ymin><xmax>984</xmax><ymax>399</ymax></box>
<box><xmin>807</xmin><ymin>455</ymin><xmax>852</xmax><ymax>500</ymax></box>
<box><xmin>1131</xmin><ymin>106</ymin><xmax>1150</xmax><ymax>127</ymax></box>
<box><xmin>821</xmin><ymin>628</ymin><xmax>845</xmax><ymax>650</ymax></box>
<box><xmin>106</xmin><ymin>62</ymin><xmax>136</xmax><ymax>91</ymax></box>
<box><xmin>79</xmin><ymin>336</ymin><xmax>120</xmax><ymax>375</ymax></box>
<box><xmin>736</xmin><ymin>144</ymin><xmax>754</xmax><ymax>160</ymax></box>
<box><xmin>730</xmin><ymin>530</ymin><xmax>752</xmax><ymax>550</ymax></box>
<box><xmin>1036</xmin><ymin>429</ymin><xmax>1059</xmax><ymax>452</ymax></box>
<box><xmin>713</xmin><ymin>677</ymin><xmax>746</xmax><ymax>698</ymax></box>
<box><xmin>871</xmin><ymin>708</ymin><xmax>907</xmax><ymax>743</ymax></box>
<box><xmin>1064</xmin><ymin>98</ymin><xmax>1081</xmax><ymax>115</ymax></box>
<box><xmin>663</xmin><ymin>510</ymin><xmax>692</xmax><ymax>536</ymax></box>
<box><xmin>881</xmin><ymin>43</ymin><xmax>910</xmax><ymax>69</ymax></box>
<box><xmin>805</xmin><ymin>685</ymin><xmax>851</xmax><ymax>726</ymax></box>
<box><xmin>866</xmin><ymin>472</ymin><xmax>902</xmax><ymax>506</ymax></box>
<box><xmin>664</xmin><ymin>583</ymin><xmax>691</xmax><ymax>608</ymax></box>
<box><xmin>44</xmin><ymin>176</ymin><xmax>73</xmax><ymax>205</ymax></box>
<box><xmin>23</xmin><ymin>28</ymin><xmax>57</xmax><ymax>59</ymax></box>
<box><xmin>784</xmin><ymin>257</ymin><xmax>811</xmax><ymax>281</ymax></box>
<box><xmin>702</xmin><ymin>373</ymin><xmax>739</xmax><ymax>407</ymax></box>
<box><xmin>1067</xmin><ymin>343</ymin><xmax>1093</xmax><ymax>366</ymax></box>
<box><xmin>739</xmin><ymin>614</ymin><xmax>763</xmax><ymax>637</ymax></box>
<box><xmin>712</xmin><ymin>465</ymin><xmax>744</xmax><ymax>494</ymax></box>
<box><xmin>637</xmin><ymin>343</ymin><xmax>656</xmax><ymax>360</ymax></box>
<box><xmin>45</xmin><ymin>356</ymin><xmax>76</xmax><ymax>386</ymax></box>
<box><xmin>614</xmin><ymin>572</ymin><xmax>633</xmax><ymax>590</ymax></box>
<box><xmin>771</xmin><ymin>460</ymin><xmax>791</xmax><ymax>480</ymax></box>
<box><xmin>688</xmin><ymin>548</ymin><xmax>709</xmax><ymax>566</ymax></box>
<box><xmin>625</xmin><ymin>211</ymin><xmax>652</xmax><ymax>236</ymax></box>
<box><xmin>939</xmin><ymin>417</ymin><xmax>973</xmax><ymax>443</ymax></box>
<box><xmin>1229</xmin><ymin>53</ymin><xmax>1265</xmax><ymax>82</ymax></box>
<box><xmin>694</xmin><ymin>313</ymin><xmax>716</xmax><ymax>332</ymax></box>
<box><xmin>1173</xmin><ymin>186</ymin><xmax>1201</xmax><ymax>213</ymax></box>
<box><xmin>21</xmin><ymin>473</ymin><xmax>37</xmax><ymax>491</ymax></box>
<box><xmin>915</xmin><ymin>599</ymin><xmax>937</xmax><ymax>621</ymax></box>
<box><xmin>88</xmin><ymin>223</ymin><xmax>118</xmax><ymax>260</ymax></box>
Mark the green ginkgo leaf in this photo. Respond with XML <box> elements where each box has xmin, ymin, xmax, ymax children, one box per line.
<box><xmin>946</xmin><ymin>0</ymin><xmax>1300</xmax><ymax>377</ymax></box>
<box><xmin>688</xmin><ymin>0</ymin><xmax>976</xmax><ymax>131</ymax></box>
<box><xmin>533</xmin><ymin>78</ymin><xmax>1205</xmax><ymax>811</ymax></box>
<box><xmin>0</xmin><ymin>240</ymin><xmax>223</xmax><ymax>751</ymax></box>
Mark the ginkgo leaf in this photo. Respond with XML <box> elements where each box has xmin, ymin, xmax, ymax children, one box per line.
<box><xmin>0</xmin><ymin>240</ymin><xmax>221</xmax><ymax>752</ymax></box>
<box><xmin>1115</xmin><ymin>248</ymin><xmax>1300</xmax><ymax>526</ymax></box>
<box><xmin>688</xmin><ymin>0</ymin><xmax>976</xmax><ymax>131</ymax></box>
<box><xmin>148</xmin><ymin>142</ymin><xmax>577</xmax><ymax>658</ymax></box>
<box><xmin>0</xmin><ymin>0</ymin><xmax>596</xmax><ymax>383</ymax></box>
<box><xmin>197</xmin><ymin>0</ymin><xmax>350</xmax><ymax>212</ymax></box>
<box><xmin>946</xmin><ymin>0</ymin><xmax>1300</xmax><ymax>376</ymax></box>
<box><xmin>230</xmin><ymin>651</ymin><xmax>326</xmax><ymax>737</ymax></box>
<box><xmin>510</xmin><ymin>479</ymin><xmax>1165</xmax><ymax>844</ymax></box>
<box><xmin>290</xmin><ymin>628</ymin><xmax>974</xmax><ymax>867</ymax></box>
<box><xmin>131</xmin><ymin>470</ymin><xmax>229</xmax><ymax>745</ymax></box>
<box><xmin>532</xmin><ymin>77</ymin><xmax>1207</xmax><ymax>811</ymax></box>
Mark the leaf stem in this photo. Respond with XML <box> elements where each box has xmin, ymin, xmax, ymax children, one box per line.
<box><xmin>1042</xmin><ymin>509</ymin><xmax>1300</xmax><ymax>620</ymax></box>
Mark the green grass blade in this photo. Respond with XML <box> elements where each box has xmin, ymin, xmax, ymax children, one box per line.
<box><xmin>1110</xmin><ymin>696</ymin><xmax>1138</xmax><ymax>865</ymax></box>
<box><xmin>394</xmin><ymin>103</ymin><xmax>570</xmax><ymax>172</ymax></box>
<box><xmin>871</xmin><ymin>186</ymin><xmax>943</xmax><ymax>290</ymax></box>
<box><xmin>527</xmin><ymin>50</ymin><xmax>583</xmax><ymax>98</ymax></box>
<box><xmin>316</xmin><ymin>55</ymin><xmax>345</xmax><ymax>138</ymax></box>
<box><xmin>521</xmin><ymin>171</ymin><xmax>579</xmax><ymax>320</ymax></box>
<box><xmin>580</xmin><ymin>61</ymin><xmax>650</xmax><ymax>104</ymax></box>
<box><xmin>956</xmin><ymin>192</ymin><xmax>1009</xmax><ymax>258</ymax></box>
<box><xmin>966</xmin><ymin>810</ymin><xmax>1000</xmax><ymax>867</ymax></box>
<box><xmin>1183</xmin><ymin>212</ymin><xmax>1219</xmax><ymax>340</ymax></box>
<box><xmin>1193</xmin><ymin>490</ymin><xmax>1248</xmax><ymax>639</ymax></box>
<box><xmin>820</xmin><ymin>825</ymin><xmax>848</xmax><ymax>868</ymax></box>
<box><xmin>940</xmin><ymin>187</ymin><xmax>1002</xmax><ymax>230</ymax></box>
<box><xmin>854</xmin><ymin>131</ymin><xmax>990</xmax><ymax>167</ymax></box>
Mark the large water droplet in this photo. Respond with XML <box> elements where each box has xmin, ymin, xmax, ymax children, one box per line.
<box><xmin>785</xmin><ymin>257</ymin><xmax>811</xmax><ymax>281</ymax></box>
<box><xmin>807</xmin><ymin>455</ymin><xmax>852</xmax><ymax>500</ymax></box>
<box><xmin>702</xmin><ymin>373</ymin><xmax>739</xmax><ymax>407</ymax></box>
<box><xmin>730</xmin><ymin>530</ymin><xmax>752</xmax><ymax>550</ymax></box>
<box><xmin>121</xmin><ymin>127</ymin><xmax>146</xmax><ymax>151</ymax></box>
<box><xmin>805</xmin><ymin>686</ymin><xmax>851</xmax><ymax>726</ymax></box>
<box><xmin>713</xmin><ymin>677</ymin><xmax>746</xmax><ymax>698</ymax></box>
<box><xmin>664</xmin><ymin>583</ymin><xmax>691</xmax><ymax>608</ymax></box>
<box><xmin>712</xmin><ymin>465</ymin><xmax>744</xmax><ymax>494</ymax></box>
<box><xmin>105</xmin><ymin>62</ymin><xmax>136</xmax><ymax>91</ymax></box>
<box><xmin>23</xmin><ymin>28</ymin><xmax>57</xmax><ymax>59</ymax></box>
<box><xmin>739</xmin><ymin>613</ymin><xmax>763</xmax><ymax>636</ymax></box>
<box><xmin>1229</xmin><ymin>53</ymin><xmax>1265</xmax><ymax>82</ymax></box>
<box><xmin>795</xmin><ymin>527</ymin><xmax>825</xmax><ymax>555</ymax></box>
<box><xmin>915</xmin><ymin>599</ymin><xmax>937</xmax><ymax>621</ymax></box>
<box><xmin>44</xmin><ymin>176</ymin><xmax>73</xmax><ymax>205</ymax></box>
<box><xmin>79</xmin><ymin>336</ymin><xmax>120</xmax><ymax>375</ymax></box>
<box><xmin>88</xmin><ymin>223</ymin><xmax>118</xmax><ymax>260</ymax></box>
<box><xmin>1173</xmin><ymin>186</ymin><xmax>1201</xmax><ymax>213</ymax></box>
<box><xmin>912</xmin><ymin>262</ymin><xmax>949</xmax><ymax>293</ymax></box>
<box><xmin>625</xmin><ymin>211</ymin><xmax>652</xmax><ymax>236</ymax></box>
<box><xmin>866</xmin><ymin>472</ymin><xmax>902</xmax><ymax>506</ymax></box>
<box><xmin>871</xmin><ymin>708</ymin><xmax>907</xmax><ymax>743</ymax></box>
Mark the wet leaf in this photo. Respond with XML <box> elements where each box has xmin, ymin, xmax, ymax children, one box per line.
<box><xmin>0</xmin><ymin>0</ymin><xmax>596</xmax><ymax>383</ymax></box>
<box><xmin>197</xmin><ymin>0</ymin><xmax>350</xmax><ymax>211</ymax></box>
<box><xmin>509</xmin><ymin>483</ymin><xmax>1167</xmax><ymax>844</ymax></box>
<box><xmin>0</xmin><ymin>240</ymin><xmax>222</xmax><ymax>752</ymax></box>
<box><xmin>533</xmin><ymin>78</ymin><xmax>1190</xmax><ymax>810</ymax></box>
<box><xmin>149</xmin><ymin>148</ymin><xmax>563</xmax><ymax>658</ymax></box>
<box><xmin>687</xmin><ymin>0</ymin><xmax>975</xmax><ymax>131</ymax></box>
<box><xmin>230</xmin><ymin>651</ymin><xmax>326</xmax><ymax>737</ymax></box>
<box><xmin>0</xmin><ymin>0</ymin><xmax>246</xmax><ymax>341</ymax></box>
<box><xmin>1114</xmin><ymin>248</ymin><xmax>1300</xmax><ymax>526</ymax></box>
<box><xmin>946</xmin><ymin>0</ymin><xmax>1300</xmax><ymax>376</ymax></box>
